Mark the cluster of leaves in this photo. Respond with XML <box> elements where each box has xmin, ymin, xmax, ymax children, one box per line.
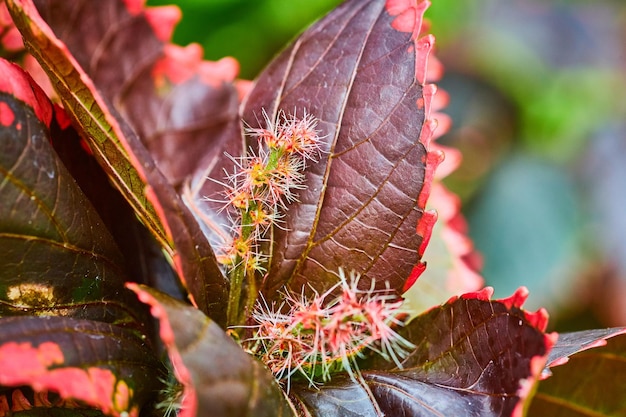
<box><xmin>0</xmin><ymin>0</ymin><xmax>624</xmax><ymax>416</ymax></box>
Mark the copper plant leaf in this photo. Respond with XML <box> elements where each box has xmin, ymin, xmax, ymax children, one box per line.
<box><xmin>290</xmin><ymin>288</ymin><xmax>554</xmax><ymax>416</ymax></box>
<box><xmin>6</xmin><ymin>0</ymin><xmax>229</xmax><ymax>324</ymax></box>
<box><xmin>28</xmin><ymin>0</ymin><xmax>241</xmax><ymax>188</ymax></box>
<box><xmin>6</xmin><ymin>0</ymin><xmax>167</xmax><ymax>252</ymax></box>
<box><xmin>127</xmin><ymin>284</ymin><xmax>294</xmax><ymax>417</ymax></box>
<box><xmin>229</xmin><ymin>0</ymin><xmax>441</xmax><ymax>296</ymax></box>
<box><xmin>0</xmin><ymin>59</ymin><xmax>147</xmax><ymax>327</ymax></box>
<box><xmin>528</xmin><ymin>332</ymin><xmax>626</xmax><ymax>416</ymax></box>
<box><xmin>27</xmin><ymin>0</ymin><xmax>244</xmax><ymax>261</ymax></box>
<box><xmin>0</xmin><ymin>316</ymin><xmax>163</xmax><ymax>417</ymax></box>
<box><xmin>49</xmin><ymin>123</ymin><xmax>184</xmax><ymax>300</ymax></box>
<box><xmin>544</xmin><ymin>327</ymin><xmax>626</xmax><ymax>370</ymax></box>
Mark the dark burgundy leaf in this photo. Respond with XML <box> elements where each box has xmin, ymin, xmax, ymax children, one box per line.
<box><xmin>30</xmin><ymin>0</ymin><xmax>241</xmax><ymax>188</ymax></box>
<box><xmin>290</xmin><ymin>288</ymin><xmax>553</xmax><ymax>417</ymax></box>
<box><xmin>49</xmin><ymin>113</ymin><xmax>184</xmax><ymax>301</ymax></box>
<box><xmin>0</xmin><ymin>316</ymin><xmax>163</xmax><ymax>416</ymax></box>
<box><xmin>292</xmin><ymin>373</ymin><xmax>507</xmax><ymax>417</ymax></box>
<box><xmin>543</xmin><ymin>327</ymin><xmax>626</xmax><ymax>370</ymax></box>
<box><xmin>128</xmin><ymin>284</ymin><xmax>294</xmax><ymax>417</ymax></box>
<box><xmin>528</xmin><ymin>332</ymin><xmax>626</xmax><ymax>416</ymax></box>
<box><xmin>7</xmin><ymin>0</ymin><xmax>229</xmax><ymax>325</ymax></box>
<box><xmin>0</xmin><ymin>64</ymin><xmax>148</xmax><ymax>327</ymax></box>
<box><xmin>236</xmin><ymin>0</ymin><xmax>440</xmax><ymax>296</ymax></box>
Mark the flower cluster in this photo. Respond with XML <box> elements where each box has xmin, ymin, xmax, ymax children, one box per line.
<box><xmin>216</xmin><ymin>109</ymin><xmax>322</xmax><ymax>273</ymax></box>
<box><xmin>242</xmin><ymin>270</ymin><xmax>415</xmax><ymax>390</ymax></box>
<box><xmin>215</xmin><ymin>109</ymin><xmax>323</xmax><ymax>326</ymax></box>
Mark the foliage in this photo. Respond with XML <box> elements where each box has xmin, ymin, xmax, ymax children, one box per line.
<box><xmin>0</xmin><ymin>0</ymin><xmax>624</xmax><ymax>416</ymax></box>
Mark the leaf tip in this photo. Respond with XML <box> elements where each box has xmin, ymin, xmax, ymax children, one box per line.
<box><xmin>457</xmin><ymin>286</ymin><xmax>494</xmax><ymax>302</ymax></box>
<box><xmin>143</xmin><ymin>5</ymin><xmax>182</xmax><ymax>42</ymax></box>
<box><xmin>403</xmin><ymin>261</ymin><xmax>428</xmax><ymax>292</ymax></box>
<box><xmin>385</xmin><ymin>0</ymin><xmax>430</xmax><ymax>38</ymax></box>
<box><xmin>498</xmin><ymin>286</ymin><xmax>530</xmax><ymax>309</ymax></box>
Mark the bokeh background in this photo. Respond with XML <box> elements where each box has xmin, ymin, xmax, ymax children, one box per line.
<box><xmin>146</xmin><ymin>0</ymin><xmax>626</xmax><ymax>332</ymax></box>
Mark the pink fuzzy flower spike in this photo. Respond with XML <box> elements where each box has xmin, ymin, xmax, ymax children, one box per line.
<box><xmin>242</xmin><ymin>270</ymin><xmax>415</xmax><ymax>390</ymax></box>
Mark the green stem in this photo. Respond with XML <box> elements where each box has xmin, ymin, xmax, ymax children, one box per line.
<box><xmin>226</xmin><ymin>206</ymin><xmax>256</xmax><ymax>327</ymax></box>
<box><xmin>226</xmin><ymin>147</ymin><xmax>285</xmax><ymax>327</ymax></box>
<box><xmin>226</xmin><ymin>257</ymin><xmax>245</xmax><ymax>327</ymax></box>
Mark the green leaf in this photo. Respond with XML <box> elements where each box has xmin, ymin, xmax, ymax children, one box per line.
<box><xmin>128</xmin><ymin>284</ymin><xmax>294</xmax><ymax>417</ymax></box>
<box><xmin>0</xmin><ymin>316</ymin><xmax>163</xmax><ymax>417</ymax></box>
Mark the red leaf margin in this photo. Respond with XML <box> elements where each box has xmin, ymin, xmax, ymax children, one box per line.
<box><xmin>385</xmin><ymin>0</ymin><xmax>442</xmax><ymax>291</ymax></box>
<box><xmin>126</xmin><ymin>283</ymin><xmax>197</xmax><ymax>417</ymax></box>
<box><xmin>0</xmin><ymin>342</ymin><xmax>137</xmax><ymax>417</ymax></box>
<box><xmin>453</xmin><ymin>287</ymin><xmax>557</xmax><ymax>417</ymax></box>
<box><xmin>388</xmin><ymin>0</ymin><xmax>462</xmax><ymax>294</ymax></box>
<box><xmin>126</xmin><ymin>283</ymin><xmax>291</xmax><ymax>417</ymax></box>
<box><xmin>0</xmin><ymin>58</ymin><xmax>51</xmax><ymax>126</ymax></box>
<box><xmin>401</xmin><ymin>1</ymin><xmax>483</xmax><ymax>303</ymax></box>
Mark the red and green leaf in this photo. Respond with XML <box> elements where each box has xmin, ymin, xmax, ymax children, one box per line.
<box><xmin>0</xmin><ymin>316</ymin><xmax>163</xmax><ymax>417</ymax></box>
<box><xmin>6</xmin><ymin>0</ymin><xmax>229</xmax><ymax>324</ymax></box>
<box><xmin>127</xmin><ymin>284</ymin><xmax>294</xmax><ymax>417</ymax></box>
<box><xmin>0</xmin><ymin>61</ymin><xmax>148</xmax><ymax>326</ymax></box>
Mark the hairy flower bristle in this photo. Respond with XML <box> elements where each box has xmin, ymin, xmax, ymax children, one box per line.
<box><xmin>240</xmin><ymin>269</ymin><xmax>415</xmax><ymax>390</ymax></box>
<box><xmin>214</xmin><ymin>108</ymin><xmax>324</xmax><ymax>326</ymax></box>
<box><xmin>156</xmin><ymin>373</ymin><xmax>184</xmax><ymax>417</ymax></box>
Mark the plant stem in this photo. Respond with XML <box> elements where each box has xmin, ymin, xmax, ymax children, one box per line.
<box><xmin>226</xmin><ymin>205</ymin><xmax>257</xmax><ymax>327</ymax></box>
<box><xmin>226</xmin><ymin>258</ymin><xmax>245</xmax><ymax>327</ymax></box>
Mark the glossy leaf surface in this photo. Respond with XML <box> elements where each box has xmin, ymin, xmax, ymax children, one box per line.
<box><xmin>544</xmin><ymin>327</ymin><xmax>626</xmax><ymax>369</ymax></box>
<box><xmin>7</xmin><ymin>0</ymin><xmax>168</xmax><ymax>251</ymax></box>
<box><xmin>290</xmin><ymin>288</ymin><xmax>552</xmax><ymax>416</ymax></box>
<box><xmin>49</xmin><ymin>123</ymin><xmax>184</xmax><ymax>300</ymax></box>
<box><xmin>0</xmin><ymin>66</ymin><xmax>145</xmax><ymax>326</ymax></box>
<box><xmin>128</xmin><ymin>284</ymin><xmax>294</xmax><ymax>417</ymax></box>
<box><xmin>0</xmin><ymin>316</ymin><xmax>163</xmax><ymax>417</ymax></box>
<box><xmin>248</xmin><ymin>0</ymin><xmax>438</xmax><ymax>296</ymax></box>
<box><xmin>7</xmin><ymin>0</ymin><xmax>229</xmax><ymax>324</ymax></box>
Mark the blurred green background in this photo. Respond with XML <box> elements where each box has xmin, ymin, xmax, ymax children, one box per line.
<box><xmin>147</xmin><ymin>0</ymin><xmax>626</xmax><ymax>331</ymax></box>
